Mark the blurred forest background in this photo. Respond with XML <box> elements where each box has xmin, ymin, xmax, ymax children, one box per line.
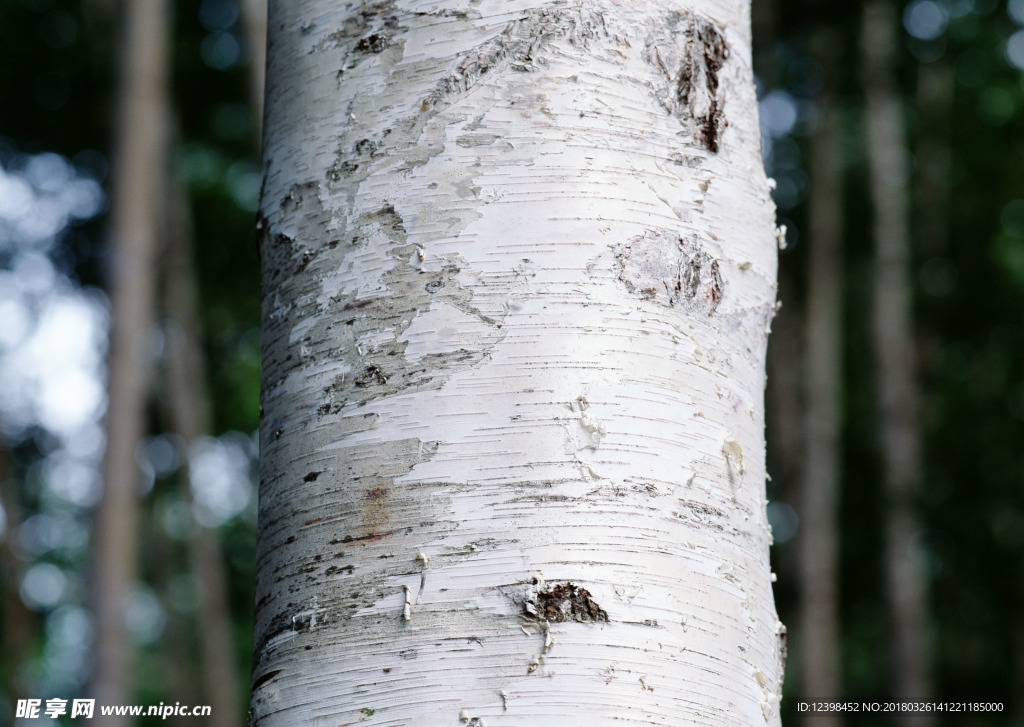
<box><xmin>0</xmin><ymin>0</ymin><xmax>1021</xmax><ymax>725</ymax></box>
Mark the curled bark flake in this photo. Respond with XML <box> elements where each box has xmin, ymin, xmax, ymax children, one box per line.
<box><xmin>250</xmin><ymin>669</ymin><xmax>282</xmax><ymax>692</ymax></box>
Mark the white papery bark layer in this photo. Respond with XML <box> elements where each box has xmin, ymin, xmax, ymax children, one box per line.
<box><xmin>254</xmin><ymin>1</ymin><xmax>783</xmax><ymax>725</ymax></box>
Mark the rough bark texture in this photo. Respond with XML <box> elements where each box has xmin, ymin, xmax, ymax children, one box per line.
<box><xmin>862</xmin><ymin>2</ymin><xmax>933</xmax><ymax>721</ymax></box>
<box><xmin>90</xmin><ymin>0</ymin><xmax>168</xmax><ymax>718</ymax></box>
<box><xmin>798</xmin><ymin>36</ymin><xmax>843</xmax><ymax>720</ymax></box>
<box><xmin>254</xmin><ymin>2</ymin><xmax>782</xmax><ymax>724</ymax></box>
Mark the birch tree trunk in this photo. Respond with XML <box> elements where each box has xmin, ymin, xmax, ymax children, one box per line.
<box><xmin>253</xmin><ymin>2</ymin><xmax>783</xmax><ymax>724</ymax></box>
<box><xmin>862</xmin><ymin>2</ymin><xmax>933</xmax><ymax>720</ymax></box>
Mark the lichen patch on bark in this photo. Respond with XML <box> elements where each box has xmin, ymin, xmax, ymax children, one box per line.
<box><xmin>643</xmin><ymin>11</ymin><xmax>728</xmax><ymax>152</ymax></box>
<box><xmin>615</xmin><ymin>230</ymin><xmax>724</xmax><ymax>314</ymax></box>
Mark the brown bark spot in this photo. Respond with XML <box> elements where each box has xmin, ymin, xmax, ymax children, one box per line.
<box><xmin>529</xmin><ymin>582</ymin><xmax>608</xmax><ymax>623</ymax></box>
<box><xmin>362</xmin><ymin>486</ymin><xmax>390</xmax><ymax>531</ymax></box>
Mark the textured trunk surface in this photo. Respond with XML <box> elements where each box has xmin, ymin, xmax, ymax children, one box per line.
<box><xmin>863</xmin><ymin>2</ymin><xmax>933</xmax><ymax>720</ymax></box>
<box><xmin>90</xmin><ymin>0</ymin><xmax>168</xmax><ymax>718</ymax></box>
<box><xmin>254</xmin><ymin>1</ymin><xmax>782</xmax><ymax>725</ymax></box>
<box><xmin>798</xmin><ymin>38</ymin><xmax>843</xmax><ymax>721</ymax></box>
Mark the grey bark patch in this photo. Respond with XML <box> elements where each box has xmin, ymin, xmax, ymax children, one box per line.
<box><xmin>355</xmin><ymin>364</ymin><xmax>388</xmax><ymax>387</ymax></box>
<box><xmin>644</xmin><ymin>11</ymin><xmax>728</xmax><ymax>152</ymax></box>
<box><xmin>615</xmin><ymin>230</ymin><xmax>724</xmax><ymax>314</ymax></box>
<box><xmin>673</xmin><ymin>500</ymin><xmax>729</xmax><ymax>532</ymax></box>
<box><xmin>777</xmin><ymin>622</ymin><xmax>788</xmax><ymax>676</ymax></box>
<box><xmin>253</xmin><ymin>438</ymin><xmax>449</xmax><ymax>667</ymax></box>
<box><xmin>422</xmin><ymin>3</ymin><xmax>609</xmax><ymax>114</ymax></box>
<box><xmin>455</xmin><ymin>133</ymin><xmax>500</xmax><ymax>148</ymax></box>
<box><xmin>312</xmin><ymin>2</ymin><xmax>401</xmax><ymax>56</ymax></box>
<box><xmin>311</xmin><ymin>204</ymin><xmax>501</xmax><ymax>411</ymax></box>
<box><xmin>327</xmin><ymin>133</ymin><xmax>390</xmax><ymax>187</ymax></box>
<box><xmin>527</xmin><ymin>582</ymin><xmax>608</xmax><ymax>623</ymax></box>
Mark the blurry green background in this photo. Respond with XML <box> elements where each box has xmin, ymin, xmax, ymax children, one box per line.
<box><xmin>0</xmin><ymin>0</ymin><xmax>1021</xmax><ymax>725</ymax></box>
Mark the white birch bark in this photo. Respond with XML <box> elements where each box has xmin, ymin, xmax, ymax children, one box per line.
<box><xmin>253</xmin><ymin>2</ymin><xmax>783</xmax><ymax>725</ymax></box>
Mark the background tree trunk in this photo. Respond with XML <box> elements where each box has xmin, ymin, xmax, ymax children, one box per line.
<box><xmin>862</xmin><ymin>2</ymin><xmax>933</xmax><ymax>721</ymax></box>
<box><xmin>0</xmin><ymin>446</ymin><xmax>35</xmax><ymax>705</ymax></box>
<box><xmin>90</xmin><ymin>0</ymin><xmax>169</xmax><ymax>718</ymax></box>
<box><xmin>161</xmin><ymin>173</ymin><xmax>242</xmax><ymax>727</ymax></box>
<box><xmin>253</xmin><ymin>2</ymin><xmax>783</xmax><ymax>724</ymax></box>
<box><xmin>798</xmin><ymin>33</ymin><xmax>844</xmax><ymax>721</ymax></box>
<box><xmin>240</xmin><ymin>0</ymin><xmax>267</xmax><ymax>127</ymax></box>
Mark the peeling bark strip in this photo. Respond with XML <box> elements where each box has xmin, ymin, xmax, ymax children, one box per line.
<box><xmin>644</xmin><ymin>11</ymin><xmax>728</xmax><ymax>151</ymax></box>
<box><xmin>615</xmin><ymin>230</ymin><xmax>724</xmax><ymax>313</ymax></box>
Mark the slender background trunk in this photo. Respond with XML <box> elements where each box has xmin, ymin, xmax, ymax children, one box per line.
<box><xmin>798</xmin><ymin>33</ymin><xmax>844</xmax><ymax>720</ymax></box>
<box><xmin>862</xmin><ymin>3</ymin><xmax>933</xmax><ymax>721</ymax></box>
<box><xmin>0</xmin><ymin>446</ymin><xmax>35</xmax><ymax>704</ymax></box>
<box><xmin>253</xmin><ymin>1</ymin><xmax>782</xmax><ymax>724</ymax></box>
<box><xmin>161</xmin><ymin>173</ymin><xmax>242</xmax><ymax>727</ymax></box>
<box><xmin>90</xmin><ymin>0</ymin><xmax>169</xmax><ymax>717</ymax></box>
<box><xmin>241</xmin><ymin>0</ymin><xmax>267</xmax><ymax>129</ymax></box>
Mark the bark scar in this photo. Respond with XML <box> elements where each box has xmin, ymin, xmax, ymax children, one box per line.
<box><xmin>422</xmin><ymin>3</ymin><xmax>610</xmax><ymax>114</ymax></box>
<box><xmin>615</xmin><ymin>231</ymin><xmax>725</xmax><ymax>314</ymax></box>
<box><xmin>525</xmin><ymin>582</ymin><xmax>609</xmax><ymax>623</ymax></box>
<box><xmin>644</xmin><ymin>12</ymin><xmax>728</xmax><ymax>152</ymax></box>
